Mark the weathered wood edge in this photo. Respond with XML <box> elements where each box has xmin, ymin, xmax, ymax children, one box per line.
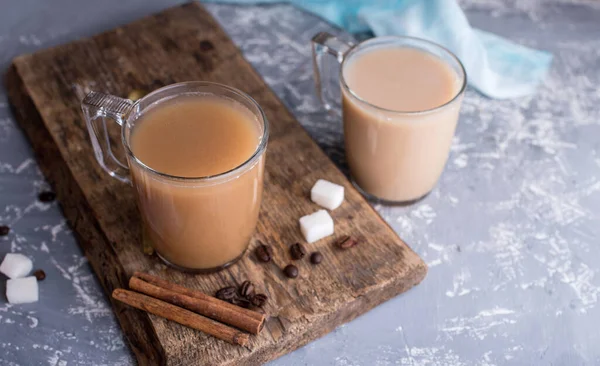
<box><xmin>5</xmin><ymin>64</ymin><xmax>167</xmax><ymax>366</ymax></box>
<box><xmin>240</xmin><ymin>261</ymin><xmax>428</xmax><ymax>365</ymax></box>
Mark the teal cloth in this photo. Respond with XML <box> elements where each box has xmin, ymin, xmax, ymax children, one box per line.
<box><xmin>205</xmin><ymin>0</ymin><xmax>553</xmax><ymax>99</ymax></box>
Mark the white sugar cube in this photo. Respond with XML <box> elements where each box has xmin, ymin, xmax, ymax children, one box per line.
<box><xmin>311</xmin><ymin>179</ymin><xmax>345</xmax><ymax>210</ymax></box>
<box><xmin>6</xmin><ymin>276</ymin><xmax>39</xmax><ymax>304</ymax></box>
<box><xmin>0</xmin><ymin>253</ymin><xmax>33</xmax><ymax>279</ymax></box>
<box><xmin>299</xmin><ymin>209</ymin><xmax>334</xmax><ymax>243</ymax></box>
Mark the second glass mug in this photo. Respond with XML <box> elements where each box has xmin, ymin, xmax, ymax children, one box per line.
<box><xmin>81</xmin><ymin>82</ymin><xmax>269</xmax><ymax>272</ymax></box>
<box><xmin>312</xmin><ymin>32</ymin><xmax>467</xmax><ymax>204</ymax></box>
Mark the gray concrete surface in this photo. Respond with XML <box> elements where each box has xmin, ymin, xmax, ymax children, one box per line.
<box><xmin>1</xmin><ymin>0</ymin><xmax>599</xmax><ymax>365</ymax></box>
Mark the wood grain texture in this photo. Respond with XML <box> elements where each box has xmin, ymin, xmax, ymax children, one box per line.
<box><xmin>5</xmin><ymin>3</ymin><xmax>427</xmax><ymax>365</ymax></box>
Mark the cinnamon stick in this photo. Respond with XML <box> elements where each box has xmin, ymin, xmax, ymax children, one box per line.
<box><xmin>129</xmin><ymin>276</ymin><xmax>261</xmax><ymax>334</ymax></box>
<box><xmin>131</xmin><ymin>272</ymin><xmax>265</xmax><ymax>333</ymax></box>
<box><xmin>112</xmin><ymin>289</ymin><xmax>249</xmax><ymax>346</ymax></box>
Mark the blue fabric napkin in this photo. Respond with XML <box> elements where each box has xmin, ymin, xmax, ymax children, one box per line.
<box><xmin>205</xmin><ymin>0</ymin><xmax>553</xmax><ymax>99</ymax></box>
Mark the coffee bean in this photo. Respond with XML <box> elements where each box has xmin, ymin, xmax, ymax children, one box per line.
<box><xmin>38</xmin><ymin>191</ymin><xmax>56</xmax><ymax>203</ymax></box>
<box><xmin>34</xmin><ymin>269</ymin><xmax>46</xmax><ymax>281</ymax></box>
<box><xmin>335</xmin><ymin>235</ymin><xmax>358</xmax><ymax>249</ymax></box>
<box><xmin>250</xmin><ymin>293</ymin><xmax>268</xmax><ymax>307</ymax></box>
<box><xmin>255</xmin><ymin>243</ymin><xmax>273</xmax><ymax>263</ymax></box>
<box><xmin>215</xmin><ymin>286</ymin><xmax>237</xmax><ymax>301</ymax></box>
<box><xmin>310</xmin><ymin>252</ymin><xmax>323</xmax><ymax>264</ymax></box>
<box><xmin>232</xmin><ymin>297</ymin><xmax>251</xmax><ymax>308</ymax></box>
<box><xmin>0</xmin><ymin>225</ymin><xmax>9</xmax><ymax>236</ymax></box>
<box><xmin>239</xmin><ymin>280</ymin><xmax>255</xmax><ymax>299</ymax></box>
<box><xmin>290</xmin><ymin>242</ymin><xmax>306</xmax><ymax>260</ymax></box>
<box><xmin>283</xmin><ymin>264</ymin><xmax>299</xmax><ymax>279</ymax></box>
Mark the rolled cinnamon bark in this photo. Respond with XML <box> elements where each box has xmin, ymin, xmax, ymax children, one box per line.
<box><xmin>112</xmin><ymin>289</ymin><xmax>249</xmax><ymax>346</ymax></box>
<box><xmin>131</xmin><ymin>272</ymin><xmax>265</xmax><ymax>334</ymax></box>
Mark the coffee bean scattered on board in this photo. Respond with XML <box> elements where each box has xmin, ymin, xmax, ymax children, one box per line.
<box><xmin>310</xmin><ymin>252</ymin><xmax>323</xmax><ymax>265</ymax></box>
<box><xmin>250</xmin><ymin>293</ymin><xmax>268</xmax><ymax>308</ymax></box>
<box><xmin>290</xmin><ymin>242</ymin><xmax>306</xmax><ymax>260</ymax></box>
<box><xmin>255</xmin><ymin>243</ymin><xmax>273</xmax><ymax>263</ymax></box>
<box><xmin>0</xmin><ymin>225</ymin><xmax>9</xmax><ymax>236</ymax></box>
<box><xmin>34</xmin><ymin>269</ymin><xmax>46</xmax><ymax>281</ymax></box>
<box><xmin>215</xmin><ymin>286</ymin><xmax>237</xmax><ymax>301</ymax></box>
<box><xmin>239</xmin><ymin>280</ymin><xmax>255</xmax><ymax>299</ymax></box>
<box><xmin>38</xmin><ymin>191</ymin><xmax>56</xmax><ymax>203</ymax></box>
<box><xmin>335</xmin><ymin>235</ymin><xmax>358</xmax><ymax>249</ymax></box>
<box><xmin>232</xmin><ymin>298</ymin><xmax>251</xmax><ymax>308</ymax></box>
<box><xmin>283</xmin><ymin>264</ymin><xmax>299</xmax><ymax>279</ymax></box>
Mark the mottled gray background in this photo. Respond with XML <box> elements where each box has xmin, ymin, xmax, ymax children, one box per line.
<box><xmin>1</xmin><ymin>0</ymin><xmax>599</xmax><ymax>365</ymax></box>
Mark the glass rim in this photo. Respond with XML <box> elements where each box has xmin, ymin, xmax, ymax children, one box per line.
<box><xmin>122</xmin><ymin>81</ymin><xmax>269</xmax><ymax>183</ymax></box>
<box><xmin>340</xmin><ymin>35</ymin><xmax>468</xmax><ymax>115</ymax></box>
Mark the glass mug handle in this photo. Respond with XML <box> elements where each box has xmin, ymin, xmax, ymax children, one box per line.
<box><xmin>311</xmin><ymin>32</ymin><xmax>354</xmax><ymax>112</ymax></box>
<box><xmin>81</xmin><ymin>92</ymin><xmax>134</xmax><ymax>184</ymax></box>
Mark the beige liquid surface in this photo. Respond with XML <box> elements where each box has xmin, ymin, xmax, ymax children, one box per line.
<box><xmin>342</xmin><ymin>46</ymin><xmax>462</xmax><ymax>202</ymax></box>
<box><xmin>129</xmin><ymin>95</ymin><xmax>264</xmax><ymax>270</ymax></box>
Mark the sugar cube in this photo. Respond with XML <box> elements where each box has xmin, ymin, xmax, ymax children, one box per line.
<box><xmin>311</xmin><ymin>179</ymin><xmax>345</xmax><ymax>210</ymax></box>
<box><xmin>0</xmin><ymin>253</ymin><xmax>33</xmax><ymax>279</ymax></box>
<box><xmin>299</xmin><ymin>209</ymin><xmax>334</xmax><ymax>243</ymax></box>
<box><xmin>6</xmin><ymin>276</ymin><xmax>39</xmax><ymax>304</ymax></box>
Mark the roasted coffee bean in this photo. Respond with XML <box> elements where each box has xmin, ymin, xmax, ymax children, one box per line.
<box><xmin>335</xmin><ymin>235</ymin><xmax>358</xmax><ymax>249</ymax></box>
<box><xmin>38</xmin><ymin>191</ymin><xmax>56</xmax><ymax>203</ymax></box>
<box><xmin>0</xmin><ymin>225</ymin><xmax>9</xmax><ymax>236</ymax></box>
<box><xmin>215</xmin><ymin>286</ymin><xmax>237</xmax><ymax>301</ymax></box>
<box><xmin>290</xmin><ymin>242</ymin><xmax>306</xmax><ymax>260</ymax></box>
<box><xmin>310</xmin><ymin>252</ymin><xmax>323</xmax><ymax>265</ymax></box>
<box><xmin>250</xmin><ymin>293</ymin><xmax>268</xmax><ymax>307</ymax></box>
<box><xmin>283</xmin><ymin>264</ymin><xmax>299</xmax><ymax>279</ymax></box>
<box><xmin>34</xmin><ymin>269</ymin><xmax>46</xmax><ymax>281</ymax></box>
<box><xmin>239</xmin><ymin>280</ymin><xmax>255</xmax><ymax>299</ymax></box>
<box><xmin>255</xmin><ymin>243</ymin><xmax>273</xmax><ymax>263</ymax></box>
<box><xmin>232</xmin><ymin>298</ymin><xmax>251</xmax><ymax>308</ymax></box>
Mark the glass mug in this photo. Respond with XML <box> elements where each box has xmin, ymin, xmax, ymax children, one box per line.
<box><xmin>81</xmin><ymin>82</ymin><xmax>269</xmax><ymax>272</ymax></box>
<box><xmin>312</xmin><ymin>32</ymin><xmax>466</xmax><ymax>204</ymax></box>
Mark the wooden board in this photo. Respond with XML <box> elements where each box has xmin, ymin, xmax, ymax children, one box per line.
<box><xmin>5</xmin><ymin>3</ymin><xmax>427</xmax><ymax>365</ymax></box>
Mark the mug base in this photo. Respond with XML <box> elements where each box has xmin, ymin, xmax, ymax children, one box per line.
<box><xmin>351</xmin><ymin>178</ymin><xmax>431</xmax><ymax>206</ymax></box>
<box><xmin>155</xmin><ymin>247</ymin><xmax>248</xmax><ymax>274</ymax></box>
